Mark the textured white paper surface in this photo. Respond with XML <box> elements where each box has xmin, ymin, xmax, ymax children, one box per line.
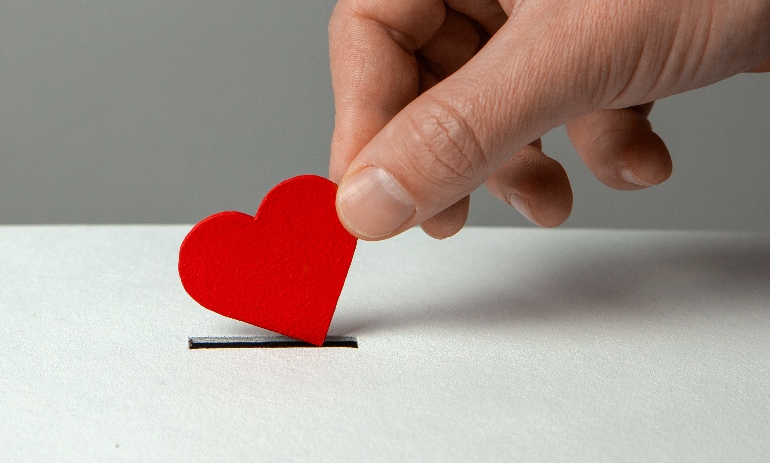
<box><xmin>1</xmin><ymin>226</ymin><xmax>769</xmax><ymax>462</ymax></box>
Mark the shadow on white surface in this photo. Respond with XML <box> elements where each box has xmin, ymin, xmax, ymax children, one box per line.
<box><xmin>325</xmin><ymin>231</ymin><xmax>770</xmax><ymax>336</ymax></box>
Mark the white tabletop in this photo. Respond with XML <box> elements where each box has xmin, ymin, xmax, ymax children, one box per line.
<box><xmin>1</xmin><ymin>226</ymin><xmax>769</xmax><ymax>462</ymax></box>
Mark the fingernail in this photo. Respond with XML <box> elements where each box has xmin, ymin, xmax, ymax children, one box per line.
<box><xmin>620</xmin><ymin>166</ymin><xmax>653</xmax><ymax>187</ymax></box>
<box><xmin>508</xmin><ymin>192</ymin><xmax>540</xmax><ymax>226</ymax></box>
<box><xmin>338</xmin><ymin>167</ymin><xmax>416</xmax><ymax>238</ymax></box>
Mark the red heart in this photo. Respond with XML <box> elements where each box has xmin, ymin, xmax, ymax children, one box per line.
<box><xmin>178</xmin><ymin>175</ymin><xmax>357</xmax><ymax>346</ymax></box>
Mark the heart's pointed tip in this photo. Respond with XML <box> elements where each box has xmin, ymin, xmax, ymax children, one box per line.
<box><xmin>288</xmin><ymin>331</ymin><xmax>327</xmax><ymax>347</ymax></box>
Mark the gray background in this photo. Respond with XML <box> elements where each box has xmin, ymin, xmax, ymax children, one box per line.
<box><xmin>1</xmin><ymin>0</ymin><xmax>768</xmax><ymax>230</ymax></box>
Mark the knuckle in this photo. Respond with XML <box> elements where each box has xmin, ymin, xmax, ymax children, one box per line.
<box><xmin>405</xmin><ymin>96</ymin><xmax>487</xmax><ymax>188</ymax></box>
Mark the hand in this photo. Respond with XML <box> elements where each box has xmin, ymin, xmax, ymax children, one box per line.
<box><xmin>329</xmin><ymin>0</ymin><xmax>770</xmax><ymax>240</ymax></box>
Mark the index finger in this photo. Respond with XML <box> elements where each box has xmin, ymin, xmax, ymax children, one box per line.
<box><xmin>327</xmin><ymin>0</ymin><xmax>446</xmax><ymax>182</ymax></box>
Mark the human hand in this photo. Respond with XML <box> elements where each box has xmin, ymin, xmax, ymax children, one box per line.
<box><xmin>329</xmin><ymin>0</ymin><xmax>770</xmax><ymax>240</ymax></box>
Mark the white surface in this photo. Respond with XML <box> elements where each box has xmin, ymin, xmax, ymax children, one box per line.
<box><xmin>1</xmin><ymin>226</ymin><xmax>769</xmax><ymax>462</ymax></box>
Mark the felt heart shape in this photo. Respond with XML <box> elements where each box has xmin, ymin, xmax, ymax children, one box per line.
<box><xmin>178</xmin><ymin>175</ymin><xmax>357</xmax><ymax>346</ymax></box>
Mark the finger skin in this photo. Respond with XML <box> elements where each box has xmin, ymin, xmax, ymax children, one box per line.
<box><xmin>445</xmin><ymin>0</ymin><xmax>507</xmax><ymax>34</ymax></box>
<box><xmin>328</xmin><ymin>0</ymin><xmax>446</xmax><ymax>183</ymax></box>
<box><xmin>420</xmin><ymin>195</ymin><xmax>470</xmax><ymax>239</ymax></box>
<box><xmin>484</xmin><ymin>142</ymin><xmax>573</xmax><ymax>227</ymax></box>
<box><xmin>330</xmin><ymin>0</ymin><xmax>509</xmax><ymax>184</ymax></box>
<box><xmin>330</xmin><ymin>2</ymin><xmax>501</xmax><ymax>240</ymax></box>
<box><xmin>747</xmin><ymin>57</ymin><xmax>770</xmax><ymax>72</ymax></box>
<box><xmin>629</xmin><ymin>102</ymin><xmax>655</xmax><ymax>118</ymax></box>
<box><xmin>566</xmin><ymin>107</ymin><xmax>672</xmax><ymax>190</ymax></box>
<box><xmin>417</xmin><ymin>9</ymin><xmax>480</xmax><ymax>80</ymax></box>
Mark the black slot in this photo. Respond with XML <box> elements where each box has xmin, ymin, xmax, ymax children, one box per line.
<box><xmin>188</xmin><ymin>335</ymin><xmax>358</xmax><ymax>349</ymax></box>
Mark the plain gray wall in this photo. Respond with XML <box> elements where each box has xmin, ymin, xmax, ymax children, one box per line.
<box><xmin>1</xmin><ymin>0</ymin><xmax>768</xmax><ymax>230</ymax></box>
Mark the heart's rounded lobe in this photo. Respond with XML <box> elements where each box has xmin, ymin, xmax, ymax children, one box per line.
<box><xmin>178</xmin><ymin>175</ymin><xmax>357</xmax><ymax>346</ymax></box>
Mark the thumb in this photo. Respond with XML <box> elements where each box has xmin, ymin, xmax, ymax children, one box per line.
<box><xmin>335</xmin><ymin>6</ymin><xmax>596</xmax><ymax>240</ymax></box>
